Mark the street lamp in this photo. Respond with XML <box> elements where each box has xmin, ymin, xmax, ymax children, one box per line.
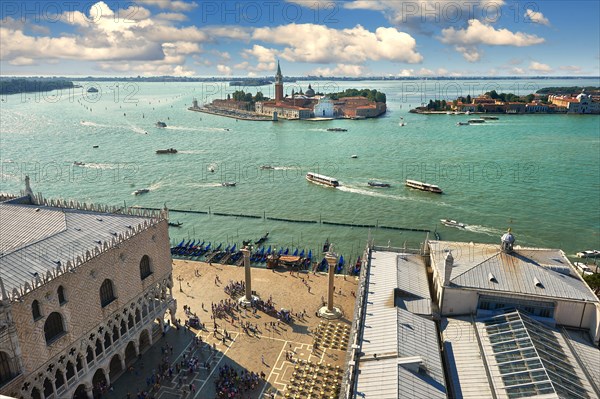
<box><xmin>176</xmin><ymin>275</ymin><xmax>184</xmax><ymax>292</ymax></box>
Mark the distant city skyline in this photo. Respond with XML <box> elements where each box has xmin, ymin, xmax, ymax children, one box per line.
<box><xmin>1</xmin><ymin>0</ymin><xmax>599</xmax><ymax>77</ymax></box>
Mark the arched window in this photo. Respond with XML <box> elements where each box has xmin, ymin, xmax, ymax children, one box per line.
<box><xmin>140</xmin><ymin>255</ymin><xmax>152</xmax><ymax>280</ymax></box>
<box><xmin>100</xmin><ymin>279</ymin><xmax>116</xmax><ymax>307</ymax></box>
<box><xmin>57</xmin><ymin>286</ymin><xmax>67</xmax><ymax>305</ymax></box>
<box><xmin>0</xmin><ymin>351</ymin><xmax>15</xmax><ymax>386</ymax></box>
<box><xmin>32</xmin><ymin>300</ymin><xmax>42</xmax><ymax>321</ymax></box>
<box><xmin>66</xmin><ymin>361</ymin><xmax>75</xmax><ymax>381</ymax></box>
<box><xmin>44</xmin><ymin>312</ymin><xmax>65</xmax><ymax>344</ymax></box>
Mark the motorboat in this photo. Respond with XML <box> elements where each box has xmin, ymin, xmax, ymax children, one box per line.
<box><xmin>73</xmin><ymin>161</ymin><xmax>85</xmax><ymax>166</ymax></box>
<box><xmin>156</xmin><ymin>148</ymin><xmax>177</xmax><ymax>154</ymax></box>
<box><xmin>260</xmin><ymin>165</ymin><xmax>275</xmax><ymax>170</ymax></box>
<box><xmin>168</xmin><ymin>221</ymin><xmax>183</xmax><ymax>227</ymax></box>
<box><xmin>480</xmin><ymin>116</ymin><xmax>499</xmax><ymax>120</ymax></box>
<box><xmin>350</xmin><ymin>155</ymin><xmax>358</xmax><ymax>158</ymax></box>
<box><xmin>573</xmin><ymin>262</ymin><xmax>594</xmax><ymax>276</ymax></box>
<box><xmin>457</xmin><ymin>122</ymin><xmax>469</xmax><ymax>126</ymax></box>
<box><xmin>440</xmin><ymin>219</ymin><xmax>466</xmax><ymax>228</ymax></box>
<box><xmin>221</xmin><ymin>182</ymin><xmax>236</xmax><ymax>187</ymax></box>
<box><xmin>368</xmin><ymin>181</ymin><xmax>391</xmax><ymax>188</ymax></box>
<box><xmin>306</xmin><ymin>172</ymin><xmax>340</xmax><ymax>187</ymax></box>
<box><xmin>405</xmin><ymin>179</ymin><xmax>442</xmax><ymax>194</ymax></box>
<box><xmin>133</xmin><ymin>188</ymin><xmax>150</xmax><ymax>195</ymax></box>
<box><xmin>156</xmin><ymin>121</ymin><xmax>167</xmax><ymax>128</ymax></box>
<box><xmin>576</xmin><ymin>250</ymin><xmax>600</xmax><ymax>258</ymax></box>
<box><xmin>327</xmin><ymin>128</ymin><xmax>347</xmax><ymax>132</ymax></box>
<box><xmin>468</xmin><ymin>119</ymin><xmax>485</xmax><ymax>124</ymax></box>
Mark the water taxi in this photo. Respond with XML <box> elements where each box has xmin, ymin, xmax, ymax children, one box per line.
<box><xmin>405</xmin><ymin>179</ymin><xmax>442</xmax><ymax>194</ymax></box>
<box><xmin>260</xmin><ymin>165</ymin><xmax>275</xmax><ymax>170</ymax></box>
<box><xmin>306</xmin><ymin>172</ymin><xmax>340</xmax><ymax>187</ymax></box>
<box><xmin>468</xmin><ymin>119</ymin><xmax>485</xmax><ymax>124</ymax></box>
<box><xmin>133</xmin><ymin>188</ymin><xmax>150</xmax><ymax>195</ymax></box>
<box><xmin>327</xmin><ymin>128</ymin><xmax>347</xmax><ymax>132</ymax></box>
<box><xmin>221</xmin><ymin>182</ymin><xmax>236</xmax><ymax>187</ymax></box>
<box><xmin>440</xmin><ymin>219</ymin><xmax>466</xmax><ymax>228</ymax></box>
<box><xmin>156</xmin><ymin>148</ymin><xmax>177</xmax><ymax>154</ymax></box>
<box><xmin>368</xmin><ymin>181</ymin><xmax>391</xmax><ymax>188</ymax></box>
<box><xmin>576</xmin><ymin>250</ymin><xmax>600</xmax><ymax>258</ymax></box>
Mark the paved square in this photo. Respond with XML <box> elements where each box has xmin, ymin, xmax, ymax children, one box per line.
<box><xmin>108</xmin><ymin>260</ymin><xmax>358</xmax><ymax>398</ymax></box>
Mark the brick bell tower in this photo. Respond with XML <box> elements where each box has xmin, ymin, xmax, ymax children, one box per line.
<box><xmin>275</xmin><ymin>60</ymin><xmax>284</xmax><ymax>102</ymax></box>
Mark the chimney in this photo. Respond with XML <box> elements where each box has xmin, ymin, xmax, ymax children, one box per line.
<box><xmin>444</xmin><ymin>251</ymin><xmax>454</xmax><ymax>286</ymax></box>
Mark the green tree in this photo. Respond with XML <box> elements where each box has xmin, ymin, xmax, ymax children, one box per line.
<box><xmin>525</xmin><ymin>94</ymin><xmax>535</xmax><ymax>103</ymax></box>
<box><xmin>583</xmin><ymin>273</ymin><xmax>600</xmax><ymax>294</ymax></box>
<box><xmin>255</xmin><ymin>91</ymin><xmax>265</xmax><ymax>101</ymax></box>
<box><xmin>466</xmin><ymin>94</ymin><xmax>472</xmax><ymax>103</ymax></box>
<box><xmin>488</xmin><ymin>90</ymin><xmax>499</xmax><ymax>99</ymax></box>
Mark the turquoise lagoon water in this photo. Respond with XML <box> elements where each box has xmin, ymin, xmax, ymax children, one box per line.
<box><xmin>0</xmin><ymin>78</ymin><xmax>598</xmax><ymax>264</ymax></box>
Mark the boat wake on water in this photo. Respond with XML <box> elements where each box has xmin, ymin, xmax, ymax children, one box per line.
<box><xmin>76</xmin><ymin>162</ymin><xmax>119</xmax><ymax>170</ymax></box>
<box><xmin>337</xmin><ymin>184</ymin><xmax>455</xmax><ymax>208</ymax></box>
<box><xmin>185</xmin><ymin>182</ymin><xmax>225</xmax><ymax>188</ymax></box>
<box><xmin>464</xmin><ymin>225</ymin><xmax>505</xmax><ymax>236</ymax></box>
<box><xmin>80</xmin><ymin>121</ymin><xmax>110</xmax><ymax>128</ymax></box>
<box><xmin>177</xmin><ymin>150</ymin><xmax>207</xmax><ymax>154</ymax></box>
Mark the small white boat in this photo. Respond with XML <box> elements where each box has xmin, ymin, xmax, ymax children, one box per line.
<box><xmin>576</xmin><ymin>250</ymin><xmax>600</xmax><ymax>258</ymax></box>
<box><xmin>221</xmin><ymin>182</ymin><xmax>236</xmax><ymax>187</ymax></box>
<box><xmin>133</xmin><ymin>188</ymin><xmax>150</xmax><ymax>195</ymax></box>
<box><xmin>440</xmin><ymin>219</ymin><xmax>466</xmax><ymax>228</ymax></box>
<box><xmin>350</xmin><ymin>155</ymin><xmax>358</xmax><ymax>158</ymax></box>
<box><xmin>574</xmin><ymin>262</ymin><xmax>594</xmax><ymax>276</ymax></box>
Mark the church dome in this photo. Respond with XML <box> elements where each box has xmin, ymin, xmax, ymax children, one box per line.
<box><xmin>305</xmin><ymin>84</ymin><xmax>315</xmax><ymax>97</ymax></box>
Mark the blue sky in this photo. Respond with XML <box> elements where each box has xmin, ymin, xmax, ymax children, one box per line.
<box><xmin>1</xmin><ymin>0</ymin><xmax>599</xmax><ymax>77</ymax></box>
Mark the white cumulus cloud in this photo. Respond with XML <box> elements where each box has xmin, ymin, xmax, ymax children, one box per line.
<box><xmin>440</xmin><ymin>19</ymin><xmax>545</xmax><ymax>47</ymax></box>
<box><xmin>252</xmin><ymin>24</ymin><xmax>422</xmax><ymax>64</ymax></box>
<box><xmin>529</xmin><ymin>61</ymin><xmax>552</xmax><ymax>73</ymax></box>
<box><xmin>524</xmin><ymin>9</ymin><xmax>550</xmax><ymax>26</ymax></box>
<box><xmin>310</xmin><ymin>64</ymin><xmax>366</xmax><ymax>77</ymax></box>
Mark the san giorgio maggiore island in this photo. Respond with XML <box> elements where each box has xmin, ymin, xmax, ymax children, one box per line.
<box><xmin>188</xmin><ymin>62</ymin><xmax>387</xmax><ymax>121</ymax></box>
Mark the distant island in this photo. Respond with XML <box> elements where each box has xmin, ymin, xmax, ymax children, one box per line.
<box><xmin>411</xmin><ymin>87</ymin><xmax>600</xmax><ymax>115</ymax></box>
<box><xmin>229</xmin><ymin>79</ymin><xmax>272</xmax><ymax>87</ymax></box>
<box><xmin>2</xmin><ymin>75</ymin><xmax>598</xmax><ymax>84</ymax></box>
<box><xmin>0</xmin><ymin>78</ymin><xmax>74</xmax><ymax>95</ymax></box>
<box><xmin>190</xmin><ymin>62</ymin><xmax>387</xmax><ymax>121</ymax></box>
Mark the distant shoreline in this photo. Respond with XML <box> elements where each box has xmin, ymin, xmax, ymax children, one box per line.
<box><xmin>1</xmin><ymin>76</ymin><xmax>599</xmax><ymax>83</ymax></box>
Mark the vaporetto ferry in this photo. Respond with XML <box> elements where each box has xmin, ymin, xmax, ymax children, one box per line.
<box><xmin>306</xmin><ymin>172</ymin><xmax>340</xmax><ymax>187</ymax></box>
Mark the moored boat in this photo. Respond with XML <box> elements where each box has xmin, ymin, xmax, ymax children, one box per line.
<box><xmin>576</xmin><ymin>250</ymin><xmax>600</xmax><ymax>258</ymax></box>
<box><xmin>168</xmin><ymin>221</ymin><xmax>183</xmax><ymax>227</ymax></box>
<box><xmin>368</xmin><ymin>181</ymin><xmax>391</xmax><ymax>188</ymax></box>
<box><xmin>405</xmin><ymin>179</ymin><xmax>442</xmax><ymax>194</ymax></box>
<box><xmin>440</xmin><ymin>219</ymin><xmax>466</xmax><ymax>228</ymax></box>
<box><xmin>306</xmin><ymin>172</ymin><xmax>340</xmax><ymax>187</ymax></box>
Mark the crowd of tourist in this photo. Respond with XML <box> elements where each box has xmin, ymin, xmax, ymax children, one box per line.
<box><xmin>215</xmin><ymin>364</ymin><xmax>265</xmax><ymax>398</ymax></box>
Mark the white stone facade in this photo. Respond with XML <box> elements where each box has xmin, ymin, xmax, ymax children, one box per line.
<box><xmin>314</xmin><ymin>97</ymin><xmax>335</xmax><ymax>118</ymax></box>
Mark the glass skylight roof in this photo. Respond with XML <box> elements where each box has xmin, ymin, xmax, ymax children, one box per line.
<box><xmin>482</xmin><ymin>310</ymin><xmax>590</xmax><ymax>399</ymax></box>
